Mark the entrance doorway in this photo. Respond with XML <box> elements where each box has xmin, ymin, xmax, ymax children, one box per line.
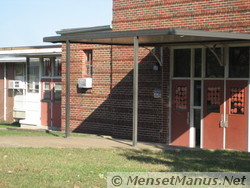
<box><xmin>203</xmin><ymin>80</ymin><xmax>248</xmax><ymax>151</ymax></box>
<box><xmin>170</xmin><ymin>46</ymin><xmax>249</xmax><ymax>151</ymax></box>
<box><xmin>40</xmin><ymin>57</ymin><xmax>62</xmax><ymax>128</ymax></box>
<box><xmin>41</xmin><ymin>79</ymin><xmax>61</xmax><ymax>128</ymax></box>
<box><xmin>171</xmin><ymin>80</ymin><xmax>190</xmax><ymax>147</ymax></box>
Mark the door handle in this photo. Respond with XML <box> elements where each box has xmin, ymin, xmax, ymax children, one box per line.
<box><xmin>224</xmin><ymin>114</ymin><xmax>228</xmax><ymax>128</ymax></box>
<box><xmin>219</xmin><ymin>114</ymin><xmax>228</xmax><ymax>128</ymax></box>
<box><xmin>220</xmin><ymin>114</ymin><xmax>224</xmax><ymax>128</ymax></box>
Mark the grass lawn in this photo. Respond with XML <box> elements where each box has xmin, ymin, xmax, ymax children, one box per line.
<box><xmin>0</xmin><ymin>124</ymin><xmax>87</xmax><ymax>138</ymax></box>
<box><xmin>0</xmin><ymin>148</ymin><xmax>249</xmax><ymax>187</ymax></box>
<box><xmin>0</xmin><ymin>124</ymin><xmax>20</xmax><ymax>128</ymax></box>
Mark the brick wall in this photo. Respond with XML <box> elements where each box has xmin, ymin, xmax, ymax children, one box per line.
<box><xmin>6</xmin><ymin>64</ymin><xmax>14</xmax><ymax>122</ymax></box>
<box><xmin>62</xmin><ymin>43</ymin><xmax>170</xmax><ymax>142</ymax></box>
<box><xmin>0</xmin><ymin>63</ymin><xmax>14</xmax><ymax>123</ymax></box>
<box><xmin>0</xmin><ymin>64</ymin><xmax>4</xmax><ymax>122</ymax></box>
<box><xmin>112</xmin><ymin>0</ymin><xmax>250</xmax><ymax>33</ymax></box>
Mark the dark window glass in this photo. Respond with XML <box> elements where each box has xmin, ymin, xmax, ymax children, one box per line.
<box><xmin>194</xmin><ymin>48</ymin><xmax>202</xmax><ymax>77</ymax></box>
<box><xmin>28</xmin><ymin>58</ymin><xmax>39</xmax><ymax>93</ymax></box>
<box><xmin>42</xmin><ymin>58</ymin><xmax>52</xmax><ymax>77</ymax></box>
<box><xmin>174</xmin><ymin>86</ymin><xmax>188</xmax><ymax>111</ymax></box>
<box><xmin>194</xmin><ymin>80</ymin><xmax>201</xmax><ymax>106</ymax></box>
<box><xmin>207</xmin><ymin>86</ymin><xmax>220</xmax><ymax>113</ymax></box>
<box><xmin>230</xmin><ymin>87</ymin><xmax>245</xmax><ymax>115</ymax></box>
<box><xmin>229</xmin><ymin>47</ymin><xmax>249</xmax><ymax>78</ymax></box>
<box><xmin>54</xmin><ymin>82</ymin><xmax>62</xmax><ymax>102</ymax></box>
<box><xmin>54</xmin><ymin>58</ymin><xmax>62</xmax><ymax>77</ymax></box>
<box><xmin>43</xmin><ymin>82</ymin><xmax>51</xmax><ymax>101</ymax></box>
<box><xmin>85</xmin><ymin>50</ymin><xmax>93</xmax><ymax>76</ymax></box>
<box><xmin>206</xmin><ymin>48</ymin><xmax>224</xmax><ymax>78</ymax></box>
<box><xmin>174</xmin><ymin>49</ymin><xmax>191</xmax><ymax>77</ymax></box>
<box><xmin>194</xmin><ymin>109</ymin><xmax>201</xmax><ymax>147</ymax></box>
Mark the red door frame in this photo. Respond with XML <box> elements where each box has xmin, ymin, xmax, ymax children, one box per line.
<box><xmin>171</xmin><ymin>80</ymin><xmax>190</xmax><ymax>147</ymax></box>
<box><xmin>203</xmin><ymin>80</ymin><xmax>224</xmax><ymax>150</ymax></box>
<box><xmin>226</xmin><ymin>80</ymin><xmax>248</xmax><ymax>151</ymax></box>
<box><xmin>51</xmin><ymin>78</ymin><xmax>61</xmax><ymax>128</ymax></box>
<box><xmin>41</xmin><ymin>78</ymin><xmax>61</xmax><ymax>128</ymax></box>
<box><xmin>203</xmin><ymin>80</ymin><xmax>248</xmax><ymax>151</ymax></box>
<box><xmin>41</xmin><ymin>78</ymin><xmax>52</xmax><ymax>127</ymax></box>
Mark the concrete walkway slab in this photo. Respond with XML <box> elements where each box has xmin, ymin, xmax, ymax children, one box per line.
<box><xmin>0</xmin><ymin>135</ymin><xmax>195</xmax><ymax>151</ymax></box>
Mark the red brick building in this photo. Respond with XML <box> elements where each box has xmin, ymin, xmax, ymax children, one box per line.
<box><xmin>45</xmin><ymin>0</ymin><xmax>250</xmax><ymax>151</ymax></box>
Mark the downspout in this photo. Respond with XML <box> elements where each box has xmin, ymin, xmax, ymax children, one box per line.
<box><xmin>65</xmin><ymin>40</ymin><xmax>71</xmax><ymax>137</ymax></box>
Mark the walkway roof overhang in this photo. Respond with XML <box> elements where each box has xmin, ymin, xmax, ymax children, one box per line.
<box><xmin>44</xmin><ymin>28</ymin><xmax>250</xmax><ymax>46</ymax></box>
<box><xmin>0</xmin><ymin>57</ymin><xmax>26</xmax><ymax>63</ymax></box>
<box><xmin>0</xmin><ymin>46</ymin><xmax>62</xmax><ymax>63</ymax></box>
<box><xmin>43</xmin><ymin>27</ymin><xmax>250</xmax><ymax>147</ymax></box>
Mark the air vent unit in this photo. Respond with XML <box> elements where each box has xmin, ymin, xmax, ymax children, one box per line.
<box><xmin>78</xmin><ymin>78</ymin><xmax>92</xmax><ymax>88</ymax></box>
<box><xmin>8</xmin><ymin>80</ymin><xmax>25</xmax><ymax>89</ymax></box>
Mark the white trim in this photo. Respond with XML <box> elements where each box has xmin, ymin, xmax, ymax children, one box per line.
<box><xmin>0</xmin><ymin>48</ymin><xmax>61</xmax><ymax>55</ymax></box>
<box><xmin>189</xmin><ymin>79</ymin><xmax>194</xmax><ymax>147</ymax></box>
<box><xmin>223</xmin><ymin>80</ymin><xmax>227</xmax><ymax>149</ymax></box>
<box><xmin>200</xmin><ymin>80</ymin><xmax>204</xmax><ymax>148</ymax></box>
<box><xmin>3</xmin><ymin>63</ymin><xmax>6</xmax><ymax>121</ymax></box>
<box><xmin>0</xmin><ymin>57</ymin><xmax>26</xmax><ymax>63</ymax></box>
<box><xmin>223</xmin><ymin>47</ymin><xmax>230</xmax><ymax>149</ymax></box>
<box><xmin>39</xmin><ymin>59</ymin><xmax>42</xmax><ymax>126</ymax></box>
<box><xmin>248</xmin><ymin>48</ymin><xmax>250</xmax><ymax>152</ymax></box>
<box><xmin>168</xmin><ymin>48</ymin><xmax>174</xmax><ymax>144</ymax></box>
<box><xmin>51</xmin><ymin>81</ymin><xmax>53</xmax><ymax>127</ymax></box>
<box><xmin>189</xmin><ymin>49</ymin><xmax>195</xmax><ymax>147</ymax></box>
<box><xmin>248</xmin><ymin>80</ymin><xmax>250</xmax><ymax>152</ymax></box>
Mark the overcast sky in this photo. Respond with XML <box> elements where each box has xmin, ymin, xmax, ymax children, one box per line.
<box><xmin>0</xmin><ymin>0</ymin><xmax>112</xmax><ymax>47</ymax></box>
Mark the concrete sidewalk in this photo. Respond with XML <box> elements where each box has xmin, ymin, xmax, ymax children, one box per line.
<box><xmin>0</xmin><ymin>134</ymin><xmax>194</xmax><ymax>151</ymax></box>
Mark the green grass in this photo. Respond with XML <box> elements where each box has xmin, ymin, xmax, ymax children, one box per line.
<box><xmin>0</xmin><ymin>148</ymin><xmax>249</xmax><ymax>187</ymax></box>
<box><xmin>0</xmin><ymin>124</ymin><xmax>20</xmax><ymax>128</ymax></box>
<box><xmin>0</xmin><ymin>124</ymin><xmax>88</xmax><ymax>138</ymax></box>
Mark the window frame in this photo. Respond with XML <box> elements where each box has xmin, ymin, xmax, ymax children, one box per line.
<box><xmin>41</xmin><ymin>57</ymin><xmax>62</xmax><ymax>78</ymax></box>
<box><xmin>84</xmin><ymin>50</ymin><xmax>93</xmax><ymax>77</ymax></box>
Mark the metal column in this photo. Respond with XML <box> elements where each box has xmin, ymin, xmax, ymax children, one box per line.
<box><xmin>65</xmin><ymin>40</ymin><xmax>71</xmax><ymax>138</ymax></box>
<box><xmin>133</xmin><ymin>36</ymin><xmax>139</xmax><ymax>147</ymax></box>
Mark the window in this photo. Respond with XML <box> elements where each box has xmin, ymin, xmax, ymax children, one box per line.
<box><xmin>84</xmin><ymin>50</ymin><xmax>93</xmax><ymax>76</ymax></box>
<box><xmin>53</xmin><ymin>58</ymin><xmax>62</xmax><ymax>77</ymax></box>
<box><xmin>194</xmin><ymin>80</ymin><xmax>201</xmax><ymax>106</ymax></box>
<box><xmin>206</xmin><ymin>48</ymin><xmax>224</xmax><ymax>78</ymax></box>
<box><xmin>43</xmin><ymin>82</ymin><xmax>51</xmax><ymax>101</ymax></box>
<box><xmin>206</xmin><ymin>86</ymin><xmax>221</xmax><ymax>113</ymax></box>
<box><xmin>194</xmin><ymin>48</ymin><xmax>202</xmax><ymax>77</ymax></box>
<box><xmin>15</xmin><ymin>63</ymin><xmax>26</xmax><ymax>81</ymax></box>
<box><xmin>54</xmin><ymin>82</ymin><xmax>62</xmax><ymax>102</ymax></box>
<box><xmin>174</xmin><ymin>49</ymin><xmax>191</xmax><ymax>77</ymax></box>
<box><xmin>28</xmin><ymin>58</ymin><xmax>40</xmax><ymax>93</ymax></box>
<box><xmin>42</xmin><ymin>57</ymin><xmax>61</xmax><ymax>77</ymax></box>
<box><xmin>15</xmin><ymin>63</ymin><xmax>25</xmax><ymax>77</ymax></box>
<box><xmin>42</xmin><ymin>58</ymin><xmax>52</xmax><ymax>77</ymax></box>
<box><xmin>229</xmin><ymin>47</ymin><xmax>249</xmax><ymax>78</ymax></box>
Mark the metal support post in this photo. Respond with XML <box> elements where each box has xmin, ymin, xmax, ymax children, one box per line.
<box><xmin>133</xmin><ymin>36</ymin><xmax>139</xmax><ymax>147</ymax></box>
<box><xmin>65</xmin><ymin>40</ymin><xmax>71</xmax><ymax>138</ymax></box>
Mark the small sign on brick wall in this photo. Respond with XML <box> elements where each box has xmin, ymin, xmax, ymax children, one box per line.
<box><xmin>153</xmin><ymin>89</ymin><xmax>162</xmax><ymax>99</ymax></box>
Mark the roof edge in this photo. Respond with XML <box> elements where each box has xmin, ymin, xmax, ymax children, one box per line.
<box><xmin>0</xmin><ymin>45</ymin><xmax>62</xmax><ymax>51</ymax></box>
<box><xmin>56</xmin><ymin>25</ymin><xmax>111</xmax><ymax>35</ymax></box>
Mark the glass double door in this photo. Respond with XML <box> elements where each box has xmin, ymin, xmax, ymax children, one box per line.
<box><xmin>171</xmin><ymin>79</ymin><xmax>248</xmax><ymax>151</ymax></box>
